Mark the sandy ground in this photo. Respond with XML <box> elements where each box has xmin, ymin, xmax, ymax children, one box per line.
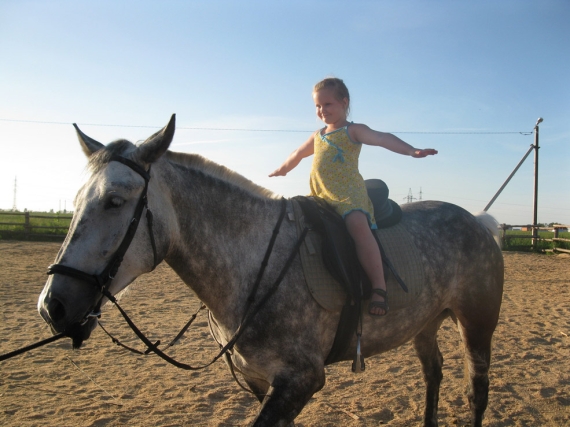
<box><xmin>1</xmin><ymin>241</ymin><xmax>569</xmax><ymax>426</ymax></box>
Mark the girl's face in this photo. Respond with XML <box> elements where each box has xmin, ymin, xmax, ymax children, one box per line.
<box><xmin>313</xmin><ymin>89</ymin><xmax>349</xmax><ymax>126</ymax></box>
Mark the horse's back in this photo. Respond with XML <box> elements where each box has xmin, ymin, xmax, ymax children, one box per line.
<box><xmin>400</xmin><ymin>200</ymin><xmax>503</xmax><ymax>321</ymax></box>
<box><xmin>400</xmin><ymin>200</ymin><xmax>502</xmax><ymax>268</ymax></box>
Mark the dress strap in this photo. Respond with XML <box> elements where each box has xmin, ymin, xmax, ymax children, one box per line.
<box><xmin>320</xmin><ymin>133</ymin><xmax>345</xmax><ymax>163</ymax></box>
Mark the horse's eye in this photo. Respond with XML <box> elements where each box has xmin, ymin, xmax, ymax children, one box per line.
<box><xmin>105</xmin><ymin>196</ymin><xmax>124</xmax><ymax>209</ymax></box>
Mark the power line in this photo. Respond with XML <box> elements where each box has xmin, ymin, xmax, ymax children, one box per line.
<box><xmin>0</xmin><ymin>118</ymin><xmax>533</xmax><ymax>135</ymax></box>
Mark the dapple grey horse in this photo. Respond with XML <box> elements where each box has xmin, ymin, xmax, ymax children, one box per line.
<box><xmin>38</xmin><ymin>115</ymin><xmax>503</xmax><ymax>427</ymax></box>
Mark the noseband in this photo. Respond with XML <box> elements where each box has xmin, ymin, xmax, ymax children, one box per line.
<box><xmin>47</xmin><ymin>155</ymin><xmax>158</xmax><ymax>321</ymax></box>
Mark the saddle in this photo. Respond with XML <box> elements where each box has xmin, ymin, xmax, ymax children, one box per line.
<box><xmin>292</xmin><ymin>179</ymin><xmax>407</xmax><ymax>367</ymax></box>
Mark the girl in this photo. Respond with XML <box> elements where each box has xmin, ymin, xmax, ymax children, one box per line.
<box><xmin>270</xmin><ymin>78</ymin><xmax>437</xmax><ymax>316</ymax></box>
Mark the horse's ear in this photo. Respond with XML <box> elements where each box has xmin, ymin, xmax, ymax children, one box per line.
<box><xmin>74</xmin><ymin>123</ymin><xmax>105</xmax><ymax>157</ymax></box>
<box><xmin>135</xmin><ymin>114</ymin><xmax>176</xmax><ymax>164</ymax></box>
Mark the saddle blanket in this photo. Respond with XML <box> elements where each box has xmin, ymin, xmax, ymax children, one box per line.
<box><xmin>291</xmin><ymin>200</ymin><xmax>425</xmax><ymax>313</ymax></box>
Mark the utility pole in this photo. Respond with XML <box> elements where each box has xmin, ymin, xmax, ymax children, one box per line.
<box><xmin>532</xmin><ymin>117</ymin><xmax>543</xmax><ymax>250</ymax></box>
<box><xmin>483</xmin><ymin>117</ymin><xmax>543</xmax><ymax>232</ymax></box>
<box><xmin>404</xmin><ymin>188</ymin><xmax>417</xmax><ymax>204</ymax></box>
<box><xmin>12</xmin><ymin>176</ymin><xmax>17</xmax><ymax>211</ymax></box>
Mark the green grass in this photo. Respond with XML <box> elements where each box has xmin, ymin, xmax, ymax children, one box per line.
<box><xmin>0</xmin><ymin>211</ymin><xmax>72</xmax><ymax>241</ymax></box>
<box><xmin>502</xmin><ymin>230</ymin><xmax>570</xmax><ymax>252</ymax></box>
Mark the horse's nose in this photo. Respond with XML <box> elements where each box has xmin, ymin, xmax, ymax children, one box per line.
<box><xmin>45</xmin><ymin>297</ymin><xmax>67</xmax><ymax>324</ymax></box>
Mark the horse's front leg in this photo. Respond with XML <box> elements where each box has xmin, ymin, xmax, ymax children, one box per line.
<box><xmin>251</xmin><ymin>365</ymin><xmax>325</xmax><ymax>427</ymax></box>
<box><xmin>243</xmin><ymin>375</ymin><xmax>270</xmax><ymax>405</ymax></box>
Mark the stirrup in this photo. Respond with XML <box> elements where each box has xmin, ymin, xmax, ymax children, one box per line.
<box><xmin>352</xmin><ymin>334</ymin><xmax>365</xmax><ymax>373</ymax></box>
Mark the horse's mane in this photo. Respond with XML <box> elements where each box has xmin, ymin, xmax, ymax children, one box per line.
<box><xmin>86</xmin><ymin>140</ymin><xmax>279</xmax><ymax>200</ymax></box>
<box><xmin>164</xmin><ymin>151</ymin><xmax>280</xmax><ymax>200</ymax></box>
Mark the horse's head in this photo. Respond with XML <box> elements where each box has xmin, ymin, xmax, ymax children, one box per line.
<box><xmin>38</xmin><ymin>115</ymin><xmax>176</xmax><ymax>348</ymax></box>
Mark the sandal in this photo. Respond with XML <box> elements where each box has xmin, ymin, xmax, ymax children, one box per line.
<box><xmin>369</xmin><ymin>288</ymin><xmax>389</xmax><ymax>316</ymax></box>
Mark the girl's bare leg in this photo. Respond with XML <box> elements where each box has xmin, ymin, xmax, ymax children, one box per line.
<box><xmin>345</xmin><ymin>211</ymin><xmax>387</xmax><ymax>315</ymax></box>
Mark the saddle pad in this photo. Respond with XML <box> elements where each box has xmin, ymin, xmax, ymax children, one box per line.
<box><xmin>291</xmin><ymin>200</ymin><xmax>425</xmax><ymax>313</ymax></box>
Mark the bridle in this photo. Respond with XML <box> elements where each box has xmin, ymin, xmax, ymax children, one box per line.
<box><xmin>40</xmin><ymin>154</ymin><xmax>309</xmax><ymax>376</ymax></box>
<box><xmin>47</xmin><ymin>155</ymin><xmax>158</xmax><ymax>324</ymax></box>
<box><xmin>2</xmin><ymin>152</ymin><xmax>309</xmax><ymax>396</ymax></box>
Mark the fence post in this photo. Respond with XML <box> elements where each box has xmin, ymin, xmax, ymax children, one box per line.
<box><xmin>24</xmin><ymin>212</ymin><xmax>31</xmax><ymax>237</ymax></box>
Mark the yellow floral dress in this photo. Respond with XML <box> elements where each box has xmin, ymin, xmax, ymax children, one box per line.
<box><xmin>310</xmin><ymin>124</ymin><xmax>377</xmax><ymax>229</ymax></box>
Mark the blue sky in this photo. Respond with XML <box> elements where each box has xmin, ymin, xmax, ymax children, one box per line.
<box><xmin>1</xmin><ymin>0</ymin><xmax>568</xmax><ymax>225</ymax></box>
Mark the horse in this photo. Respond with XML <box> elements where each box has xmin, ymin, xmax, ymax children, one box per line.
<box><xmin>38</xmin><ymin>115</ymin><xmax>504</xmax><ymax>427</ymax></box>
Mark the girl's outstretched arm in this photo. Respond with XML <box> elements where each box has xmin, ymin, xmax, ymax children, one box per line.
<box><xmin>350</xmin><ymin>124</ymin><xmax>438</xmax><ymax>157</ymax></box>
<box><xmin>269</xmin><ymin>133</ymin><xmax>316</xmax><ymax>177</ymax></box>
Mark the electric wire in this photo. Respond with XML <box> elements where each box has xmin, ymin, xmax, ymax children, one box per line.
<box><xmin>0</xmin><ymin>118</ymin><xmax>533</xmax><ymax>135</ymax></box>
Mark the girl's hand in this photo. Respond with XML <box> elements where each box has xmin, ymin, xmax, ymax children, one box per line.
<box><xmin>412</xmin><ymin>148</ymin><xmax>438</xmax><ymax>158</ymax></box>
<box><xmin>269</xmin><ymin>168</ymin><xmax>287</xmax><ymax>177</ymax></box>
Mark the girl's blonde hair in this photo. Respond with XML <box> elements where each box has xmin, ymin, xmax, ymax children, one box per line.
<box><xmin>313</xmin><ymin>77</ymin><xmax>350</xmax><ymax>115</ymax></box>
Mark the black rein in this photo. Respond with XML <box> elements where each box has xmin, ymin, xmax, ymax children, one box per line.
<box><xmin>2</xmin><ymin>156</ymin><xmax>308</xmax><ymax>378</ymax></box>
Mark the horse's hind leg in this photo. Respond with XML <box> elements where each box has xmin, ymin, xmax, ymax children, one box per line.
<box><xmin>456</xmin><ymin>314</ymin><xmax>497</xmax><ymax>427</ymax></box>
<box><xmin>413</xmin><ymin>311</ymin><xmax>449</xmax><ymax>427</ymax></box>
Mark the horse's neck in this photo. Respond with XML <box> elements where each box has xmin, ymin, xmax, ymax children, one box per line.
<box><xmin>160</xmin><ymin>164</ymin><xmax>281</xmax><ymax>327</ymax></box>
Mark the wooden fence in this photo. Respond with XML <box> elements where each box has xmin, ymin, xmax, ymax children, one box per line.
<box><xmin>501</xmin><ymin>224</ymin><xmax>570</xmax><ymax>254</ymax></box>
<box><xmin>0</xmin><ymin>211</ymin><xmax>72</xmax><ymax>240</ymax></box>
<box><xmin>2</xmin><ymin>211</ymin><xmax>569</xmax><ymax>253</ymax></box>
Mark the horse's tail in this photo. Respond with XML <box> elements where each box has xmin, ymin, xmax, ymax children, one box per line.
<box><xmin>474</xmin><ymin>211</ymin><xmax>502</xmax><ymax>249</ymax></box>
